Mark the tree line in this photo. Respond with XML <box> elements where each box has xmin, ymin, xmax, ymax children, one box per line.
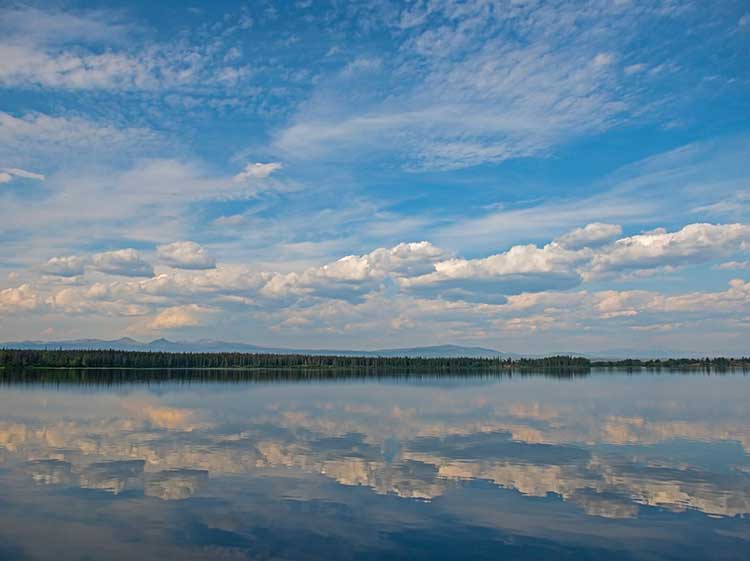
<box><xmin>0</xmin><ymin>348</ymin><xmax>589</xmax><ymax>372</ymax></box>
<box><xmin>591</xmin><ymin>357</ymin><xmax>750</xmax><ymax>369</ymax></box>
<box><xmin>1</xmin><ymin>349</ymin><xmax>747</xmax><ymax>376</ymax></box>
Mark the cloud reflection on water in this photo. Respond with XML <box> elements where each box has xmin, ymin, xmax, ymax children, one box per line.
<box><xmin>0</xmin><ymin>373</ymin><xmax>749</xmax><ymax>560</ymax></box>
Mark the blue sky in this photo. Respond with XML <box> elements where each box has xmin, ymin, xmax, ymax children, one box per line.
<box><xmin>0</xmin><ymin>0</ymin><xmax>749</xmax><ymax>353</ymax></box>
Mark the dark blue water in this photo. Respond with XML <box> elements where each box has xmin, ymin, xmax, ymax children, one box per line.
<box><xmin>0</xmin><ymin>370</ymin><xmax>748</xmax><ymax>560</ymax></box>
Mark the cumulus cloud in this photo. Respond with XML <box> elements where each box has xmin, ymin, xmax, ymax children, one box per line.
<box><xmin>157</xmin><ymin>241</ymin><xmax>216</xmax><ymax>270</ymax></box>
<box><xmin>6</xmin><ymin>222</ymin><xmax>750</xmax><ymax>346</ymax></box>
<box><xmin>260</xmin><ymin>242</ymin><xmax>449</xmax><ymax>301</ymax></box>
<box><xmin>233</xmin><ymin>162</ymin><xmax>283</xmax><ymax>182</ymax></box>
<box><xmin>556</xmin><ymin>223</ymin><xmax>622</xmax><ymax>250</ymax></box>
<box><xmin>587</xmin><ymin>223</ymin><xmax>750</xmax><ymax>277</ymax></box>
<box><xmin>0</xmin><ymin>284</ymin><xmax>42</xmax><ymax>314</ymax></box>
<box><xmin>91</xmin><ymin>249</ymin><xmax>154</xmax><ymax>277</ymax></box>
<box><xmin>398</xmin><ymin>243</ymin><xmax>588</xmax><ymax>302</ymax></box>
<box><xmin>41</xmin><ymin>255</ymin><xmax>86</xmax><ymax>277</ymax></box>
<box><xmin>315</xmin><ymin>242</ymin><xmax>448</xmax><ymax>281</ymax></box>
<box><xmin>501</xmin><ymin>278</ymin><xmax>750</xmax><ymax>323</ymax></box>
<box><xmin>146</xmin><ymin>304</ymin><xmax>209</xmax><ymax>330</ymax></box>
<box><xmin>46</xmin><ymin>285</ymin><xmax>149</xmax><ymax>317</ymax></box>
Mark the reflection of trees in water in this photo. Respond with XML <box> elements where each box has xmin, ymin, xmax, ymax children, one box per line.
<box><xmin>0</xmin><ymin>367</ymin><xmax>590</xmax><ymax>386</ymax></box>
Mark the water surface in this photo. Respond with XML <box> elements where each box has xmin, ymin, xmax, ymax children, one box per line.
<box><xmin>1</xmin><ymin>370</ymin><xmax>749</xmax><ymax>560</ymax></box>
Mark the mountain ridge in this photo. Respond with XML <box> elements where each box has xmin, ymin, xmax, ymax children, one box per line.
<box><xmin>1</xmin><ymin>338</ymin><xmax>723</xmax><ymax>359</ymax></box>
<box><xmin>0</xmin><ymin>338</ymin><xmax>515</xmax><ymax>359</ymax></box>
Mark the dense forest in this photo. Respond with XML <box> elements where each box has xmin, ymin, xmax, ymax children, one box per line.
<box><xmin>0</xmin><ymin>349</ymin><xmax>748</xmax><ymax>377</ymax></box>
<box><xmin>591</xmin><ymin>357</ymin><xmax>750</xmax><ymax>369</ymax></box>
<box><xmin>0</xmin><ymin>349</ymin><xmax>588</xmax><ymax>373</ymax></box>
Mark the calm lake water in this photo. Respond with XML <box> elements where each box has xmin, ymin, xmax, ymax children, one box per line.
<box><xmin>1</xmin><ymin>370</ymin><xmax>749</xmax><ymax>560</ymax></box>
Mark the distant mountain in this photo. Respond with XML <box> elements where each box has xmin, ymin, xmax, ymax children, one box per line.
<box><xmin>536</xmin><ymin>349</ymin><xmax>726</xmax><ymax>360</ymax></box>
<box><xmin>351</xmin><ymin>345</ymin><xmax>516</xmax><ymax>359</ymax></box>
<box><xmin>581</xmin><ymin>348</ymin><xmax>720</xmax><ymax>360</ymax></box>
<box><xmin>2</xmin><ymin>338</ymin><xmax>726</xmax><ymax>359</ymax></box>
<box><xmin>0</xmin><ymin>338</ymin><xmax>514</xmax><ymax>359</ymax></box>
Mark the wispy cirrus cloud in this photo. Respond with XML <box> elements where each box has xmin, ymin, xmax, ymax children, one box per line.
<box><xmin>716</xmin><ymin>260</ymin><xmax>750</xmax><ymax>270</ymax></box>
<box><xmin>0</xmin><ymin>111</ymin><xmax>164</xmax><ymax>169</ymax></box>
<box><xmin>0</xmin><ymin>5</ymin><xmax>253</xmax><ymax>92</ymax></box>
<box><xmin>0</xmin><ymin>167</ymin><xmax>45</xmax><ymax>183</ymax></box>
<box><xmin>0</xmin><ymin>2</ymin><xmax>748</xmax><ymax>353</ymax></box>
<box><xmin>273</xmin><ymin>0</ymin><xmax>696</xmax><ymax>170</ymax></box>
<box><xmin>233</xmin><ymin>162</ymin><xmax>283</xmax><ymax>182</ymax></box>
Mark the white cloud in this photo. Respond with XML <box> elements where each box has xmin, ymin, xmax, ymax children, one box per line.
<box><xmin>593</xmin><ymin>52</ymin><xmax>615</xmax><ymax>66</ymax></box>
<box><xmin>0</xmin><ymin>7</ymin><xmax>254</xmax><ymax>93</ymax></box>
<box><xmin>42</xmin><ymin>256</ymin><xmax>87</xmax><ymax>277</ymax></box>
<box><xmin>273</xmin><ymin>1</ymin><xmax>666</xmax><ymax>170</ymax></box>
<box><xmin>0</xmin><ymin>6</ymin><xmax>134</xmax><ymax>47</ymax></box>
<box><xmin>340</xmin><ymin>57</ymin><xmax>382</xmax><ymax>77</ymax></box>
<box><xmin>0</xmin><ymin>284</ymin><xmax>43</xmax><ymax>314</ymax></box>
<box><xmin>0</xmin><ymin>166</ymin><xmax>45</xmax><ymax>185</ymax></box>
<box><xmin>46</xmin><ymin>285</ymin><xmax>149</xmax><ymax>317</ymax></box>
<box><xmin>1</xmin><ymin>167</ymin><xmax>45</xmax><ymax>181</ymax></box>
<box><xmin>587</xmin><ymin>223</ymin><xmax>750</xmax><ymax>277</ymax></box>
<box><xmin>145</xmin><ymin>304</ymin><xmax>209</xmax><ymax>330</ymax></box>
<box><xmin>492</xmin><ymin>280</ymin><xmax>750</xmax><ymax>333</ymax></box>
<box><xmin>24</xmin><ymin>222</ymin><xmax>750</xmax><ymax>312</ymax></box>
<box><xmin>248</xmin><ymin>222</ymin><xmax>750</xmax><ymax>306</ymax></box>
<box><xmin>214</xmin><ymin>214</ymin><xmax>246</xmax><ymax>226</ymax></box>
<box><xmin>91</xmin><ymin>249</ymin><xmax>154</xmax><ymax>277</ymax></box>
<box><xmin>716</xmin><ymin>261</ymin><xmax>750</xmax><ymax>270</ymax></box>
<box><xmin>556</xmin><ymin>223</ymin><xmax>623</xmax><ymax>250</ymax></box>
<box><xmin>624</xmin><ymin>63</ymin><xmax>647</xmax><ymax>75</ymax></box>
<box><xmin>157</xmin><ymin>241</ymin><xmax>216</xmax><ymax>270</ymax></box>
<box><xmin>260</xmin><ymin>242</ymin><xmax>449</xmax><ymax>301</ymax></box>
<box><xmin>0</xmin><ymin>111</ymin><xmax>162</xmax><ymax>167</ymax></box>
<box><xmin>0</xmin><ymin>44</ymin><xmax>156</xmax><ymax>91</ymax></box>
<box><xmin>0</xmin><ymin>158</ymin><xmax>266</xmax><ymax>268</ymax></box>
<box><xmin>438</xmin><ymin>136</ymin><xmax>750</xmax><ymax>254</ymax></box>
<box><xmin>233</xmin><ymin>162</ymin><xmax>283</xmax><ymax>182</ymax></box>
<box><xmin>5</xmin><ymin>222</ymin><xmax>750</xmax><ymax>348</ymax></box>
<box><xmin>399</xmin><ymin>242</ymin><xmax>588</xmax><ymax>302</ymax></box>
<box><xmin>316</xmin><ymin>241</ymin><xmax>448</xmax><ymax>281</ymax></box>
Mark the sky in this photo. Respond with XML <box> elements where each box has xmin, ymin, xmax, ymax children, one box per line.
<box><xmin>0</xmin><ymin>0</ymin><xmax>748</xmax><ymax>354</ymax></box>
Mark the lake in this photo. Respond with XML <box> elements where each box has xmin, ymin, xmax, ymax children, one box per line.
<box><xmin>0</xmin><ymin>369</ymin><xmax>748</xmax><ymax>560</ymax></box>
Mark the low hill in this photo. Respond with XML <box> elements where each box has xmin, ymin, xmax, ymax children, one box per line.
<box><xmin>0</xmin><ymin>338</ymin><xmax>514</xmax><ymax>359</ymax></box>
